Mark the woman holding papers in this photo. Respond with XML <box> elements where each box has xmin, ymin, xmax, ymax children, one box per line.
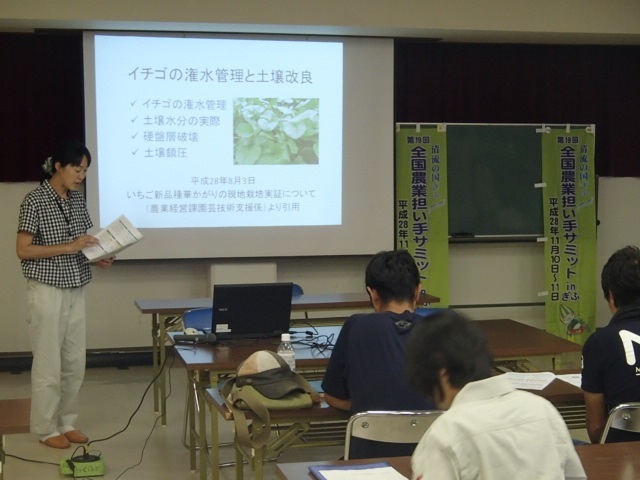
<box><xmin>16</xmin><ymin>140</ymin><xmax>113</xmax><ymax>449</ymax></box>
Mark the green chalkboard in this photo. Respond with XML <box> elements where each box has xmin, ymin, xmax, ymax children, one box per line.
<box><xmin>447</xmin><ymin>125</ymin><xmax>543</xmax><ymax>236</ymax></box>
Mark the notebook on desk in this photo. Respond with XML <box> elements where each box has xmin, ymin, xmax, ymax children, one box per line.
<box><xmin>212</xmin><ymin>282</ymin><xmax>293</xmax><ymax>340</ymax></box>
<box><xmin>309</xmin><ymin>462</ymin><xmax>406</xmax><ymax>480</ymax></box>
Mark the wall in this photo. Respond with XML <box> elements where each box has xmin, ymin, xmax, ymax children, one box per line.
<box><xmin>1</xmin><ymin>0</ymin><xmax>640</xmax><ymax>44</ymax></box>
<box><xmin>594</xmin><ymin>178</ymin><xmax>640</xmax><ymax>319</ymax></box>
<box><xmin>2</xmin><ymin>178</ymin><xmax>638</xmax><ymax>353</ymax></box>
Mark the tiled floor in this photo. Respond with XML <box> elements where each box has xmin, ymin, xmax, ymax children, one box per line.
<box><xmin>1</xmin><ymin>361</ymin><xmax>343</xmax><ymax>480</ymax></box>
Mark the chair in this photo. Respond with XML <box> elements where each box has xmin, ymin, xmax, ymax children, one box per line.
<box><xmin>344</xmin><ymin>410</ymin><xmax>443</xmax><ymax>460</ymax></box>
<box><xmin>292</xmin><ymin>283</ymin><xmax>304</xmax><ymax>297</ymax></box>
<box><xmin>182</xmin><ymin>307</ymin><xmax>213</xmax><ymax>332</ymax></box>
<box><xmin>181</xmin><ymin>308</ymin><xmax>213</xmax><ymax>448</ymax></box>
<box><xmin>415</xmin><ymin>307</ymin><xmax>445</xmax><ymax>317</ymax></box>
<box><xmin>292</xmin><ymin>283</ymin><xmax>310</xmax><ymax>320</ymax></box>
<box><xmin>600</xmin><ymin>403</ymin><xmax>640</xmax><ymax>443</ymax></box>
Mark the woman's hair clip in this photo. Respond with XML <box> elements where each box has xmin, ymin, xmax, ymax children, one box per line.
<box><xmin>42</xmin><ymin>156</ymin><xmax>54</xmax><ymax>175</ymax></box>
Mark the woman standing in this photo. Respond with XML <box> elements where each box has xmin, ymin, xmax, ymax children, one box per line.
<box><xmin>16</xmin><ymin>141</ymin><xmax>113</xmax><ymax>449</ymax></box>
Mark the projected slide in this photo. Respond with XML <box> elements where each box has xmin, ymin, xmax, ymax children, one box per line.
<box><xmin>92</xmin><ymin>35</ymin><xmax>343</xmax><ymax>228</ymax></box>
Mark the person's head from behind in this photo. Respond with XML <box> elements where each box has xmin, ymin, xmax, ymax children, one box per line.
<box><xmin>601</xmin><ymin>245</ymin><xmax>640</xmax><ymax>312</ymax></box>
<box><xmin>365</xmin><ymin>250</ymin><xmax>421</xmax><ymax>308</ymax></box>
<box><xmin>42</xmin><ymin>140</ymin><xmax>92</xmax><ymax>191</ymax></box>
<box><xmin>406</xmin><ymin>310</ymin><xmax>494</xmax><ymax>409</ymax></box>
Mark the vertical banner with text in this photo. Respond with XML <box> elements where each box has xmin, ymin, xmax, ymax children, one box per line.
<box><xmin>395</xmin><ymin>124</ymin><xmax>450</xmax><ymax>306</ymax></box>
<box><xmin>541</xmin><ymin>126</ymin><xmax>597</xmax><ymax>344</ymax></box>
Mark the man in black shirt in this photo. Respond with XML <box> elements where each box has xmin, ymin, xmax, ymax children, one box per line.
<box><xmin>321</xmin><ymin>250</ymin><xmax>436</xmax><ymax>458</ymax></box>
<box><xmin>582</xmin><ymin>245</ymin><xmax>640</xmax><ymax>443</ymax></box>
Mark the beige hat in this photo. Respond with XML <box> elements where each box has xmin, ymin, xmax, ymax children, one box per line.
<box><xmin>236</xmin><ymin>350</ymin><xmax>305</xmax><ymax>399</ymax></box>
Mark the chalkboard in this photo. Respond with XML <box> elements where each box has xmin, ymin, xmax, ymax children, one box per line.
<box><xmin>447</xmin><ymin>125</ymin><xmax>543</xmax><ymax>236</ymax></box>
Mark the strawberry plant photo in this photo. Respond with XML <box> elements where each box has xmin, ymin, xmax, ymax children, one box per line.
<box><xmin>233</xmin><ymin>98</ymin><xmax>320</xmax><ymax>165</ymax></box>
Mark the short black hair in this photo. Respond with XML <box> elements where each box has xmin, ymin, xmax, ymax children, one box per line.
<box><xmin>365</xmin><ymin>250</ymin><xmax>420</xmax><ymax>304</ymax></box>
<box><xmin>406</xmin><ymin>310</ymin><xmax>494</xmax><ymax>402</ymax></box>
<box><xmin>42</xmin><ymin>140</ymin><xmax>92</xmax><ymax>182</ymax></box>
<box><xmin>54</xmin><ymin>140</ymin><xmax>92</xmax><ymax>168</ymax></box>
<box><xmin>601</xmin><ymin>245</ymin><xmax>640</xmax><ymax>308</ymax></box>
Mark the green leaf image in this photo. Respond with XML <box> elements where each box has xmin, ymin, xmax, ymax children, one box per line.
<box><xmin>233</xmin><ymin>98</ymin><xmax>320</xmax><ymax>165</ymax></box>
<box><xmin>257</xmin><ymin>111</ymin><xmax>279</xmax><ymax>132</ymax></box>
<box><xmin>236</xmin><ymin>122</ymin><xmax>255</xmax><ymax>138</ymax></box>
<box><xmin>283</xmin><ymin>121</ymin><xmax>307</xmax><ymax>140</ymax></box>
<box><xmin>235</xmin><ymin>143</ymin><xmax>262</xmax><ymax>164</ymax></box>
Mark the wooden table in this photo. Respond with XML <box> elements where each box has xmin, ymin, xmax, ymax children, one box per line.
<box><xmin>0</xmin><ymin>398</ymin><xmax>30</xmax><ymax>480</ymax></box>
<box><xmin>276</xmin><ymin>442</ymin><xmax>640</xmax><ymax>480</ymax></box>
<box><xmin>576</xmin><ymin>441</ymin><xmax>640</xmax><ymax>479</ymax></box>
<box><xmin>136</xmin><ymin>292</ymin><xmax>437</xmax><ymax>425</ymax></box>
<box><xmin>174</xmin><ymin>320</ymin><xmax>583</xmax><ymax>480</ymax></box>
<box><xmin>479</xmin><ymin>319</ymin><xmax>582</xmax><ymax>362</ymax></box>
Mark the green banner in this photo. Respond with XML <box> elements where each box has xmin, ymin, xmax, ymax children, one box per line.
<box><xmin>395</xmin><ymin>124</ymin><xmax>450</xmax><ymax>307</ymax></box>
<box><xmin>541</xmin><ymin>126</ymin><xmax>597</xmax><ymax>344</ymax></box>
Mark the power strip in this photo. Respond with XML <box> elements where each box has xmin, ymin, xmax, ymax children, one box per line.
<box><xmin>60</xmin><ymin>454</ymin><xmax>105</xmax><ymax>477</ymax></box>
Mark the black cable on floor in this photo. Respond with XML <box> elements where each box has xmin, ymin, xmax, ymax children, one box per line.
<box><xmin>3</xmin><ymin>453</ymin><xmax>59</xmax><ymax>467</ymax></box>
<box><xmin>112</xmin><ymin>353</ymin><xmax>175</xmax><ymax>479</ymax></box>
<box><xmin>5</xmin><ymin>352</ymin><xmax>173</xmax><ymax>476</ymax></box>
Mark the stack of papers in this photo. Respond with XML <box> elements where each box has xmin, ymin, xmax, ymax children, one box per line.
<box><xmin>309</xmin><ymin>462</ymin><xmax>408</xmax><ymax>480</ymax></box>
<box><xmin>503</xmin><ymin>372</ymin><xmax>556</xmax><ymax>390</ymax></box>
<box><xmin>503</xmin><ymin>371</ymin><xmax>582</xmax><ymax>390</ymax></box>
<box><xmin>555</xmin><ymin>373</ymin><xmax>582</xmax><ymax>388</ymax></box>
<box><xmin>82</xmin><ymin>214</ymin><xmax>143</xmax><ymax>262</ymax></box>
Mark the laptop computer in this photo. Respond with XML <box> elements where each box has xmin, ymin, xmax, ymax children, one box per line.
<box><xmin>212</xmin><ymin>282</ymin><xmax>294</xmax><ymax>340</ymax></box>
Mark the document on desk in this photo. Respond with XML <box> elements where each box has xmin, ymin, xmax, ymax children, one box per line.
<box><xmin>309</xmin><ymin>462</ymin><xmax>407</xmax><ymax>480</ymax></box>
<box><xmin>556</xmin><ymin>373</ymin><xmax>582</xmax><ymax>388</ymax></box>
<box><xmin>503</xmin><ymin>371</ymin><xmax>556</xmax><ymax>390</ymax></box>
<box><xmin>82</xmin><ymin>214</ymin><xmax>143</xmax><ymax>262</ymax></box>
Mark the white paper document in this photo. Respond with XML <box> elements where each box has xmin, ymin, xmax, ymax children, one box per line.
<box><xmin>503</xmin><ymin>371</ymin><xmax>556</xmax><ymax>391</ymax></box>
<box><xmin>310</xmin><ymin>465</ymin><xmax>408</xmax><ymax>480</ymax></box>
<box><xmin>82</xmin><ymin>214</ymin><xmax>143</xmax><ymax>262</ymax></box>
<box><xmin>556</xmin><ymin>373</ymin><xmax>582</xmax><ymax>389</ymax></box>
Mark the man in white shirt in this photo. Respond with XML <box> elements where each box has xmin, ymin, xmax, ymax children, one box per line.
<box><xmin>406</xmin><ymin>311</ymin><xmax>586</xmax><ymax>480</ymax></box>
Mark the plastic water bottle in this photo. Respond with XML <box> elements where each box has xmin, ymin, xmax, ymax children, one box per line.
<box><xmin>277</xmin><ymin>333</ymin><xmax>296</xmax><ymax>372</ymax></box>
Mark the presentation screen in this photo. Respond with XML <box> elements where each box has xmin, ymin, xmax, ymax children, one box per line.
<box><xmin>83</xmin><ymin>32</ymin><xmax>394</xmax><ymax>259</ymax></box>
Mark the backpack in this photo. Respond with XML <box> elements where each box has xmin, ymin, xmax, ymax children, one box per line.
<box><xmin>219</xmin><ymin>350</ymin><xmax>321</xmax><ymax>449</ymax></box>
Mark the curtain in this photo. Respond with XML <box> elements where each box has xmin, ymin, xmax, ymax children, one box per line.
<box><xmin>1</xmin><ymin>34</ymin><xmax>638</xmax><ymax>181</ymax></box>
<box><xmin>395</xmin><ymin>41</ymin><xmax>640</xmax><ymax>177</ymax></box>
<box><xmin>0</xmin><ymin>32</ymin><xmax>84</xmax><ymax>182</ymax></box>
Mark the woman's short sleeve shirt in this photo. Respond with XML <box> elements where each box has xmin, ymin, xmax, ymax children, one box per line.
<box><xmin>18</xmin><ymin>180</ymin><xmax>93</xmax><ymax>288</ymax></box>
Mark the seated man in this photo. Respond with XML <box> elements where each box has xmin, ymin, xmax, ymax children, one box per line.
<box><xmin>321</xmin><ymin>250</ymin><xmax>436</xmax><ymax>459</ymax></box>
<box><xmin>406</xmin><ymin>310</ymin><xmax>586</xmax><ymax>480</ymax></box>
<box><xmin>582</xmin><ymin>245</ymin><xmax>640</xmax><ymax>443</ymax></box>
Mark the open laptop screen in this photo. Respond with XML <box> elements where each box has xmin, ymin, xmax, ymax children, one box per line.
<box><xmin>212</xmin><ymin>282</ymin><xmax>293</xmax><ymax>339</ymax></box>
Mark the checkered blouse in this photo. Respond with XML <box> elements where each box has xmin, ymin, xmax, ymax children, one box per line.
<box><xmin>18</xmin><ymin>180</ymin><xmax>93</xmax><ymax>288</ymax></box>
